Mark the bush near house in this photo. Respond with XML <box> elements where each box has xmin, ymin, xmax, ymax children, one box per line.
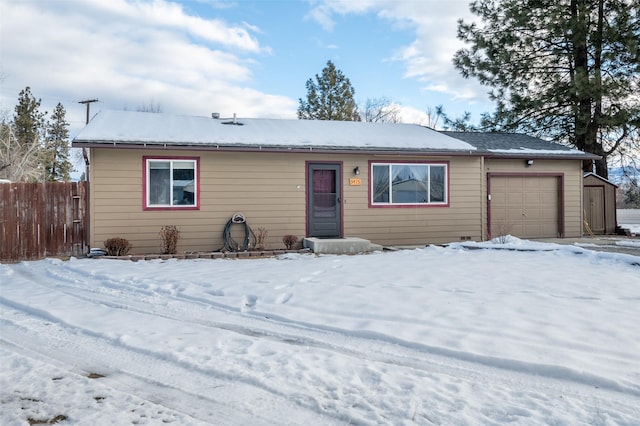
<box><xmin>160</xmin><ymin>225</ymin><xmax>180</xmax><ymax>254</ymax></box>
<box><xmin>104</xmin><ymin>237</ymin><xmax>132</xmax><ymax>256</ymax></box>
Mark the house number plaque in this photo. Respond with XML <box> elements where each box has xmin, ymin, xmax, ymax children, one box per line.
<box><xmin>349</xmin><ymin>178</ymin><xmax>362</xmax><ymax>186</ymax></box>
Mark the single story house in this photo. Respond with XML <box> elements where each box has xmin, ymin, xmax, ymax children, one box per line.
<box><xmin>72</xmin><ymin>110</ymin><xmax>599</xmax><ymax>254</ymax></box>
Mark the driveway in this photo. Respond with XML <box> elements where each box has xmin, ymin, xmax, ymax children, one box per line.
<box><xmin>535</xmin><ymin>236</ymin><xmax>640</xmax><ymax>257</ymax></box>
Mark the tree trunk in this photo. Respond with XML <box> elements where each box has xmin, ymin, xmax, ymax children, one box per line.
<box><xmin>594</xmin><ymin>158</ymin><xmax>608</xmax><ymax>178</ymax></box>
<box><xmin>589</xmin><ymin>0</ymin><xmax>607</xmax><ymax>180</ymax></box>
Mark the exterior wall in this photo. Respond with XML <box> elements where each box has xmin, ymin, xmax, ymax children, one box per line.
<box><xmin>344</xmin><ymin>154</ymin><xmax>483</xmax><ymax>246</ymax></box>
<box><xmin>89</xmin><ymin>148</ymin><xmax>484</xmax><ymax>253</ymax></box>
<box><xmin>484</xmin><ymin>158</ymin><xmax>584</xmax><ymax>238</ymax></box>
<box><xmin>583</xmin><ymin>174</ymin><xmax>617</xmax><ymax>234</ymax></box>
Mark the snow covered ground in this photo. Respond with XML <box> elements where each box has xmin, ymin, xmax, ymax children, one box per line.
<box><xmin>1</xmin><ymin>238</ymin><xmax>639</xmax><ymax>425</ymax></box>
<box><xmin>618</xmin><ymin>209</ymin><xmax>640</xmax><ymax>236</ymax></box>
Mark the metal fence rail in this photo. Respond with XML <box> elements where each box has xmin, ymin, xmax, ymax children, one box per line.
<box><xmin>1</xmin><ymin>182</ymin><xmax>88</xmax><ymax>262</ymax></box>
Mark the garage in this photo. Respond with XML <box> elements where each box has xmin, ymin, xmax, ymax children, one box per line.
<box><xmin>489</xmin><ymin>174</ymin><xmax>563</xmax><ymax>239</ymax></box>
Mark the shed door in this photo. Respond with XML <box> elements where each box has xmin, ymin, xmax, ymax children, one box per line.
<box><xmin>584</xmin><ymin>186</ymin><xmax>605</xmax><ymax>234</ymax></box>
<box><xmin>489</xmin><ymin>175</ymin><xmax>561</xmax><ymax>239</ymax></box>
<box><xmin>307</xmin><ymin>163</ymin><xmax>342</xmax><ymax>237</ymax></box>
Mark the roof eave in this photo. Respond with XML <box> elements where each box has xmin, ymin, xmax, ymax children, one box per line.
<box><xmin>71</xmin><ymin>140</ymin><xmax>479</xmax><ymax>156</ymax></box>
<box><xmin>484</xmin><ymin>152</ymin><xmax>601</xmax><ymax>161</ymax></box>
<box><xmin>71</xmin><ymin>140</ymin><xmax>599</xmax><ymax>160</ymax></box>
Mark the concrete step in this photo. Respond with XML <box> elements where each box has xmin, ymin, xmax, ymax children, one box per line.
<box><xmin>303</xmin><ymin>237</ymin><xmax>382</xmax><ymax>255</ymax></box>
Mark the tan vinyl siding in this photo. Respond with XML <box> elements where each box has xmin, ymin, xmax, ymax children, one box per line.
<box><xmin>88</xmin><ymin>148</ymin><xmax>585</xmax><ymax>253</ymax></box>
<box><xmin>89</xmin><ymin>149</ymin><xmax>484</xmax><ymax>253</ymax></box>
<box><xmin>90</xmin><ymin>149</ymin><xmax>308</xmax><ymax>254</ymax></box>
<box><xmin>342</xmin><ymin>155</ymin><xmax>483</xmax><ymax>246</ymax></box>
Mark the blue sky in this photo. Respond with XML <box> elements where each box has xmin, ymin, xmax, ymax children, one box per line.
<box><xmin>0</xmin><ymin>0</ymin><xmax>493</xmax><ymax>136</ymax></box>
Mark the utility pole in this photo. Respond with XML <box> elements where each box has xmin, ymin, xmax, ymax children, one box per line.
<box><xmin>77</xmin><ymin>98</ymin><xmax>98</xmax><ymax>254</ymax></box>
<box><xmin>78</xmin><ymin>98</ymin><xmax>99</xmax><ymax>124</ymax></box>
<box><xmin>77</xmin><ymin>99</ymin><xmax>98</xmax><ymax>167</ymax></box>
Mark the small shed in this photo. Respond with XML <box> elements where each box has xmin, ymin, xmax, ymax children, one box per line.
<box><xmin>583</xmin><ymin>173</ymin><xmax>617</xmax><ymax>234</ymax></box>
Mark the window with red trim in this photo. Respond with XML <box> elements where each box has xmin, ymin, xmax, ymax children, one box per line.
<box><xmin>144</xmin><ymin>157</ymin><xmax>199</xmax><ymax>209</ymax></box>
<box><xmin>371</xmin><ymin>162</ymin><xmax>447</xmax><ymax>205</ymax></box>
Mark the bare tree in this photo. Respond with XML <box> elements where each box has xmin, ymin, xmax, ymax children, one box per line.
<box><xmin>425</xmin><ymin>105</ymin><xmax>444</xmax><ymax>129</ymax></box>
<box><xmin>136</xmin><ymin>101</ymin><xmax>163</xmax><ymax>113</ymax></box>
<box><xmin>364</xmin><ymin>97</ymin><xmax>402</xmax><ymax>123</ymax></box>
<box><xmin>424</xmin><ymin>105</ymin><xmax>476</xmax><ymax>131</ymax></box>
<box><xmin>0</xmin><ymin>113</ymin><xmax>42</xmax><ymax>181</ymax></box>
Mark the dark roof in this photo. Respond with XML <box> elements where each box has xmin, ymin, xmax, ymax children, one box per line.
<box><xmin>441</xmin><ymin>131</ymin><xmax>599</xmax><ymax>159</ymax></box>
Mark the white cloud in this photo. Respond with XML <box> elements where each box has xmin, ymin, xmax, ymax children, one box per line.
<box><xmin>0</xmin><ymin>0</ymin><xmax>294</xmax><ymax>137</ymax></box>
<box><xmin>395</xmin><ymin>104</ymin><xmax>430</xmax><ymax>126</ymax></box>
<box><xmin>304</xmin><ymin>0</ymin><xmax>380</xmax><ymax>30</ymax></box>
<box><xmin>305</xmin><ymin>4</ymin><xmax>336</xmax><ymax>31</ymax></box>
<box><xmin>308</xmin><ymin>0</ymin><xmax>491</xmax><ymax>109</ymax></box>
<box><xmin>0</xmin><ymin>0</ymin><xmax>493</xmax><ymax>143</ymax></box>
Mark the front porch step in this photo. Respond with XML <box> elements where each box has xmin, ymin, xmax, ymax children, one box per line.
<box><xmin>303</xmin><ymin>237</ymin><xmax>382</xmax><ymax>255</ymax></box>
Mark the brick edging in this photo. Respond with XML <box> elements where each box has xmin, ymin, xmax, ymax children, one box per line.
<box><xmin>99</xmin><ymin>248</ymin><xmax>312</xmax><ymax>261</ymax></box>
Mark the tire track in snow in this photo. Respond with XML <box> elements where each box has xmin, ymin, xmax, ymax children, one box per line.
<box><xmin>0</xmin><ymin>302</ymin><xmax>350</xmax><ymax>426</ymax></box>
<box><xmin>8</xmin><ymin>260</ymin><xmax>640</xmax><ymax>402</ymax></box>
<box><xmin>3</xmin><ymin>264</ymin><xmax>352</xmax><ymax>424</ymax></box>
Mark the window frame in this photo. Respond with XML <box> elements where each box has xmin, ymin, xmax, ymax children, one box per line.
<box><xmin>368</xmin><ymin>160</ymin><xmax>450</xmax><ymax>208</ymax></box>
<box><xmin>142</xmin><ymin>156</ymin><xmax>200</xmax><ymax>211</ymax></box>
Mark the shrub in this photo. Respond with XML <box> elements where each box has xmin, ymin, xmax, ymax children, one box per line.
<box><xmin>104</xmin><ymin>237</ymin><xmax>132</xmax><ymax>256</ymax></box>
<box><xmin>160</xmin><ymin>225</ymin><xmax>180</xmax><ymax>254</ymax></box>
<box><xmin>282</xmin><ymin>234</ymin><xmax>298</xmax><ymax>250</ymax></box>
<box><xmin>254</xmin><ymin>227</ymin><xmax>268</xmax><ymax>251</ymax></box>
<box><xmin>493</xmin><ymin>221</ymin><xmax>514</xmax><ymax>244</ymax></box>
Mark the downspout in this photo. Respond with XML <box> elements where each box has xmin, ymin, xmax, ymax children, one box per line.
<box><xmin>480</xmin><ymin>155</ymin><xmax>486</xmax><ymax>241</ymax></box>
<box><xmin>82</xmin><ymin>146</ymin><xmax>90</xmax><ymax>254</ymax></box>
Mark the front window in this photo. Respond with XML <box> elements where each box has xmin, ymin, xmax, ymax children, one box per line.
<box><xmin>371</xmin><ymin>162</ymin><xmax>447</xmax><ymax>205</ymax></box>
<box><xmin>144</xmin><ymin>157</ymin><xmax>199</xmax><ymax>209</ymax></box>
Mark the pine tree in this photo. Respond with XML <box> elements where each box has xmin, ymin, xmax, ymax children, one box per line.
<box><xmin>298</xmin><ymin>60</ymin><xmax>361</xmax><ymax>121</ymax></box>
<box><xmin>454</xmin><ymin>0</ymin><xmax>640</xmax><ymax>178</ymax></box>
<box><xmin>14</xmin><ymin>87</ymin><xmax>46</xmax><ymax>150</ymax></box>
<box><xmin>44</xmin><ymin>103</ymin><xmax>72</xmax><ymax>181</ymax></box>
<box><xmin>10</xmin><ymin>87</ymin><xmax>46</xmax><ymax>181</ymax></box>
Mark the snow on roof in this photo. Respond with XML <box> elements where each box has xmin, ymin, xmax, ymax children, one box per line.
<box><xmin>73</xmin><ymin>110</ymin><xmax>476</xmax><ymax>152</ymax></box>
<box><xmin>441</xmin><ymin>131</ymin><xmax>598</xmax><ymax>159</ymax></box>
<box><xmin>487</xmin><ymin>147</ymin><xmax>586</xmax><ymax>155</ymax></box>
<box><xmin>584</xmin><ymin>172</ymin><xmax>618</xmax><ymax>187</ymax></box>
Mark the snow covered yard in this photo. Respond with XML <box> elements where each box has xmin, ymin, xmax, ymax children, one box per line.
<box><xmin>1</xmin><ymin>240</ymin><xmax>639</xmax><ymax>425</ymax></box>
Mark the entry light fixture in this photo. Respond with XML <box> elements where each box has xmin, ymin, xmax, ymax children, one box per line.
<box><xmin>526</xmin><ymin>159</ymin><xmax>534</xmax><ymax>167</ymax></box>
<box><xmin>353</xmin><ymin>166</ymin><xmax>360</xmax><ymax>175</ymax></box>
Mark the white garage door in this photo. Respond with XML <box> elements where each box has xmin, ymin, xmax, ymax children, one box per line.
<box><xmin>489</xmin><ymin>175</ymin><xmax>561</xmax><ymax>239</ymax></box>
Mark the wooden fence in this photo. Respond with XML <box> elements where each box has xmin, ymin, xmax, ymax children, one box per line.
<box><xmin>1</xmin><ymin>182</ymin><xmax>88</xmax><ymax>262</ymax></box>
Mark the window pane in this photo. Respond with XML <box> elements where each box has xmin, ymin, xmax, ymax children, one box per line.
<box><xmin>173</xmin><ymin>161</ymin><xmax>194</xmax><ymax>170</ymax></box>
<box><xmin>173</xmin><ymin>162</ymin><xmax>195</xmax><ymax>205</ymax></box>
<box><xmin>313</xmin><ymin>170</ymin><xmax>336</xmax><ymax>194</ymax></box>
<box><xmin>371</xmin><ymin>163</ymin><xmax>446</xmax><ymax>206</ymax></box>
<box><xmin>430</xmin><ymin>166</ymin><xmax>446</xmax><ymax>202</ymax></box>
<box><xmin>372</xmin><ymin>165</ymin><xmax>389</xmax><ymax>203</ymax></box>
<box><xmin>149</xmin><ymin>161</ymin><xmax>169</xmax><ymax>170</ymax></box>
<box><xmin>149</xmin><ymin>162</ymin><xmax>170</xmax><ymax>205</ymax></box>
<box><xmin>392</xmin><ymin>165</ymin><xmax>428</xmax><ymax>203</ymax></box>
<box><xmin>147</xmin><ymin>159</ymin><xmax>197</xmax><ymax>207</ymax></box>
